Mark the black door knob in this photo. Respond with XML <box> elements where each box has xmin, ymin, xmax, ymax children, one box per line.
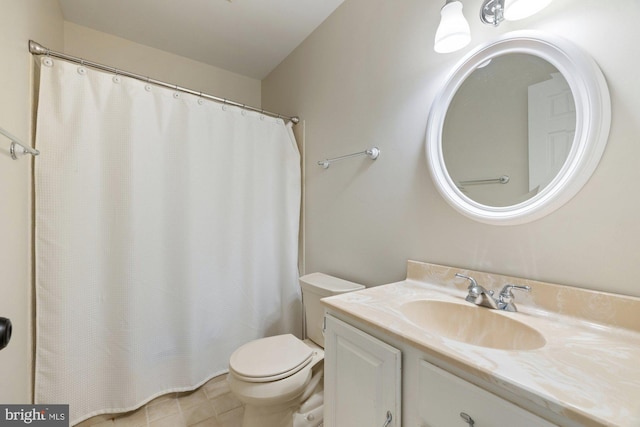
<box><xmin>0</xmin><ymin>317</ymin><xmax>12</xmax><ymax>350</ymax></box>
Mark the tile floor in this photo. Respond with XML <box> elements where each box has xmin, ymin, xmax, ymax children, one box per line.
<box><xmin>75</xmin><ymin>374</ymin><xmax>243</xmax><ymax>427</ymax></box>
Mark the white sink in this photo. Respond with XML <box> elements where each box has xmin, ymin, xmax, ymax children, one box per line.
<box><xmin>400</xmin><ymin>300</ymin><xmax>546</xmax><ymax>351</ymax></box>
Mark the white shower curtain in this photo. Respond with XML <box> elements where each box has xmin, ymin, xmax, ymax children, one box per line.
<box><xmin>34</xmin><ymin>58</ymin><xmax>301</xmax><ymax>425</ymax></box>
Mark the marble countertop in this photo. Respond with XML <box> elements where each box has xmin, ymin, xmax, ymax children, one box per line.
<box><xmin>321</xmin><ymin>261</ymin><xmax>640</xmax><ymax>427</ymax></box>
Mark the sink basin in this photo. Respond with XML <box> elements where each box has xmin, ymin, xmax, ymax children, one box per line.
<box><xmin>400</xmin><ymin>300</ymin><xmax>545</xmax><ymax>351</ymax></box>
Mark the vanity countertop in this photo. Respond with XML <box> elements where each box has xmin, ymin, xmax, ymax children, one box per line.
<box><xmin>321</xmin><ymin>261</ymin><xmax>640</xmax><ymax>427</ymax></box>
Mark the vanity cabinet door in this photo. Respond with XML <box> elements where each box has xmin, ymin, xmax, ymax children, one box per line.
<box><xmin>418</xmin><ymin>360</ymin><xmax>556</xmax><ymax>426</ymax></box>
<box><xmin>324</xmin><ymin>314</ymin><xmax>401</xmax><ymax>427</ymax></box>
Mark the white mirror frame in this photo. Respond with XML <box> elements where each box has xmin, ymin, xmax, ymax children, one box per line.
<box><xmin>426</xmin><ymin>30</ymin><xmax>611</xmax><ymax>225</ymax></box>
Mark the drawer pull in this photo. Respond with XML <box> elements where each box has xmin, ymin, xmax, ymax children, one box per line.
<box><xmin>460</xmin><ymin>412</ymin><xmax>475</xmax><ymax>426</ymax></box>
<box><xmin>382</xmin><ymin>410</ymin><xmax>392</xmax><ymax>427</ymax></box>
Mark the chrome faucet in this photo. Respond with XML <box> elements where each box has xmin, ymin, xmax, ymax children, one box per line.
<box><xmin>455</xmin><ymin>273</ymin><xmax>531</xmax><ymax>312</ymax></box>
<box><xmin>455</xmin><ymin>273</ymin><xmax>498</xmax><ymax>309</ymax></box>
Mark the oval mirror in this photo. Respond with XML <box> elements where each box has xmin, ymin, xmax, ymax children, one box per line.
<box><xmin>426</xmin><ymin>31</ymin><xmax>611</xmax><ymax>225</ymax></box>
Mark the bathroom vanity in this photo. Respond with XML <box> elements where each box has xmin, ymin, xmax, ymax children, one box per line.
<box><xmin>322</xmin><ymin>261</ymin><xmax>640</xmax><ymax>427</ymax></box>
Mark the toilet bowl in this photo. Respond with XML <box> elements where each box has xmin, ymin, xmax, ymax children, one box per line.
<box><xmin>228</xmin><ymin>273</ymin><xmax>364</xmax><ymax>427</ymax></box>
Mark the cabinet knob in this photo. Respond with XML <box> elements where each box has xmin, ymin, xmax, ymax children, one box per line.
<box><xmin>460</xmin><ymin>412</ymin><xmax>475</xmax><ymax>426</ymax></box>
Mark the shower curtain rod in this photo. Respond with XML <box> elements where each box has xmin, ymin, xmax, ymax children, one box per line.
<box><xmin>28</xmin><ymin>40</ymin><xmax>299</xmax><ymax>125</ymax></box>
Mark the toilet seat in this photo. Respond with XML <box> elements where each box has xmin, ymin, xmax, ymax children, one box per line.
<box><xmin>229</xmin><ymin>334</ymin><xmax>314</xmax><ymax>383</ymax></box>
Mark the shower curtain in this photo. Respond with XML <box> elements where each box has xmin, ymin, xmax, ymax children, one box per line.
<box><xmin>33</xmin><ymin>58</ymin><xmax>301</xmax><ymax>425</ymax></box>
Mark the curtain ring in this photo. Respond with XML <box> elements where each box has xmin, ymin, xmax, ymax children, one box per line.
<box><xmin>42</xmin><ymin>49</ymin><xmax>54</xmax><ymax>67</ymax></box>
<box><xmin>78</xmin><ymin>59</ymin><xmax>87</xmax><ymax>75</ymax></box>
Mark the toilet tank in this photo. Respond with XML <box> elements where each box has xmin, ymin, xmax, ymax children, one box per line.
<box><xmin>299</xmin><ymin>273</ymin><xmax>365</xmax><ymax>348</ymax></box>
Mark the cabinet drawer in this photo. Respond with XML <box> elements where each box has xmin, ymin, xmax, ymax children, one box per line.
<box><xmin>418</xmin><ymin>360</ymin><xmax>556</xmax><ymax>427</ymax></box>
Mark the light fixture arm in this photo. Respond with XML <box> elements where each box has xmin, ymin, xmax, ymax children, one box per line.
<box><xmin>480</xmin><ymin>0</ymin><xmax>505</xmax><ymax>26</ymax></box>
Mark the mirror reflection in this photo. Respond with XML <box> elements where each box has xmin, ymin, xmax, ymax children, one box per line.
<box><xmin>442</xmin><ymin>53</ymin><xmax>576</xmax><ymax>207</ymax></box>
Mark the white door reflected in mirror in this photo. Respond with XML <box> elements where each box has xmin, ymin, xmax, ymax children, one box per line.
<box><xmin>528</xmin><ymin>72</ymin><xmax>576</xmax><ymax>193</ymax></box>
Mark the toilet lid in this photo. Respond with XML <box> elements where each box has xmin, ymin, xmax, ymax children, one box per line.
<box><xmin>229</xmin><ymin>334</ymin><xmax>313</xmax><ymax>383</ymax></box>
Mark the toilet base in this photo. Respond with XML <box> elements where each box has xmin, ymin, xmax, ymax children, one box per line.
<box><xmin>241</xmin><ymin>393</ymin><xmax>323</xmax><ymax>427</ymax></box>
<box><xmin>293</xmin><ymin>389</ymin><xmax>323</xmax><ymax>427</ymax></box>
<box><xmin>239</xmin><ymin>365</ymin><xmax>324</xmax><ymax>427</ymax></box>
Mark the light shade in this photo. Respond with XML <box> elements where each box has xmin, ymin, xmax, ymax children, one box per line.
<box><xmin>434</xmin><ymin>1</ymin><xmax>471</xmax><ymax>54</ymax></box>
<box><xmin>504</xmin><ymin>0</ymin><xmax>553</xmax><ymax>21</ymax></box>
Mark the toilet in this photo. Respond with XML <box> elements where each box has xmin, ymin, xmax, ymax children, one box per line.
<box><xmin>228</xmin><ymin>272</ymin><xmax>364</xmax><ymax>427</ymax></box>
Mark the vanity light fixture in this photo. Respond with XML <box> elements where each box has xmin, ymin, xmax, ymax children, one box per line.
<box><xmin>434</xmin><ymin>0</ymin><xmax>471</xmax><ymax>54</ymax></box>
<box><xmin>435</xmin><ymin>0</ymin><xmax>553</xmax><ymax>53</ymax></box>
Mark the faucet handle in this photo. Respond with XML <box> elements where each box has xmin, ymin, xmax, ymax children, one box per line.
<box><xmin>455</xmin><ymin>273</ymin><xmax>478</xmax><ymax>290</ymax></box>
<box><xmin>500</xmin><ymin>283</ymin><xmax>530</xmax><ymax>295</ymax></box>
<box><xmin>499</xmin><ymin>283</ymin><xmax>531</xmax><ymax>311</ymax></box>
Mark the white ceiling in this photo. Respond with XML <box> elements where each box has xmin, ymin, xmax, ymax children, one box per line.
<box><xmin>58</xmin><ymin>0</ymin><xmax>345</xmax><ymax>80</ymax></box>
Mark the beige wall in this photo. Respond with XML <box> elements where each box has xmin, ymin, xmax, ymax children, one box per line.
<box><xmin>262</xmin><ymin>0</ymin><xmax>640</xmax><ymax>297</ymax></box>
<box><xmin>0</xmin><ymin>0</ymin><xmax>63</xmax><ymax>403</ymax></box>
<box><xmin>64</xmin><ymin>22</ymin><xmax>261</xmax><ymax>108</ymax></box>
